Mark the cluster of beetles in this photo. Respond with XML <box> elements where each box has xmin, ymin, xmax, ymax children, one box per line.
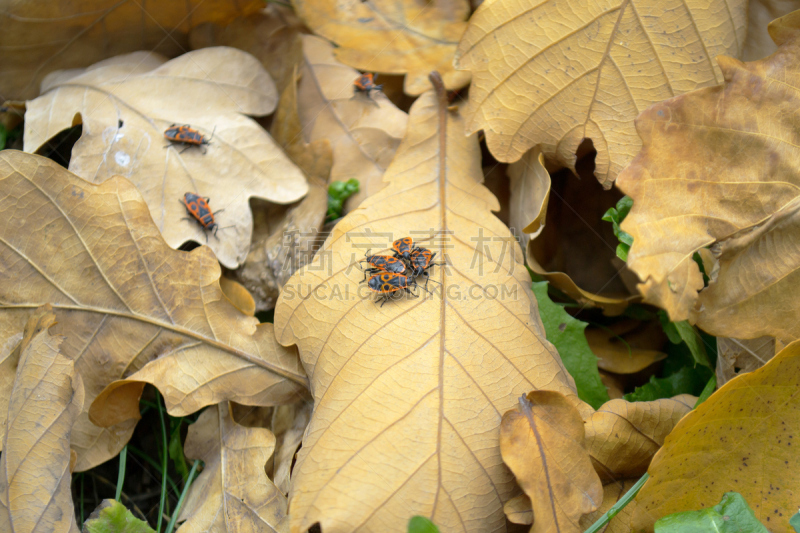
<box><xmin>167</xmin><ymin>73</ymin><xmax>385</xmax><ymax>241</ymax></box>
<box><xmin>359</xmin><ymin>237</ymin><xmax>442</xmax><ymax>306</ymax></box>
<box><xmin>164</xmin><ymin>73</ymin><xmax>433</xmax><ymax>308</ymax></box>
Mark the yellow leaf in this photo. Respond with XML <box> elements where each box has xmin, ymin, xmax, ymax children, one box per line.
<box><xmin>508</xmin><ymin>147</ymin><xmax>551</xmax><ymax>248</ymax></box>
<box><xmin>190</xmin><ymin>6</ymin><xmax>306</xmax><ymax>93</ymax></box>
<box><xmin>220</xmin><ymin>277</ymin><xmax>257</xmax><ymax>316</ymax></box>
<box><xmin>24</xmin><ymin>47</ymin><xmax>308</xmax><ymax>269</ymax></box>
<box><xmin>455</xmin><ymin>0</ymin><xmax>748</xmax><ymax>187</ymax></box>
<box><xmin>177</xmin><ymin>402</ymin><xmax>288</xmax><ymax>532</ymax></box>
<box><xmin>275</xmin><ymin>75</ymin><xmax>583</xmax><ymax>532</ymax></box>
<box><xmin>292</xmin><ymin>0</ymin><xmax>471</xmax><ymax>95</ymax></box>
<box><xmin>584</xmin><ymin>396</ymin><xmax>694</xmax><ymax>484</ymax></box>
<box><xmin>616</xmin><ymin>11</ymin><xmax>800</xmax><ymax>338</ymax></box>
<box><xmin>0</xmin><ymin>151</ymin><xmax>306</xmax><ymax>471</ymax></box>
<box><xmin>0</xmin><ymin>306</ymin><xmax>84</xmax><ymax>533</ymax></box>
<box><xmin>500</xmin><ymin>391</ymin><xmax>603</xmax><ymax>533</ymax></box>
<box><xmin>0</xmin><ymin>0</ymin><xmax>264</xmax><ymax>101</ymax></box>
<box><xmin>297</xmin><ymin>35</ymin><xmax>408</xmax><ymax>210</ymax></box>
<box><xmin>632</xmin><ymin>340</ymin><xmax>800</xmax><ymax>532</ymax></box>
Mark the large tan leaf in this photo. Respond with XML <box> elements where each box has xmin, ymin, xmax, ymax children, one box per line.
<box><xmin>274</xmin><ymin>76</ymin><xmax>583</xmax><ymax>532</ymax></box>
<box><xmin>616</xmin><ymin>11</ymin><xmax>800</xmax><ymax>339</ymax></box>
<box><xmin>292</xmin><ymin>0</ymin><xmax>471</xmax><ymax>96</ymax></box>
<box><xmin>23</xmin><ymin>47</ymin><xmax>307</xmax><ymax>269</ymax></box>
<box><xmin>190</xmin><ymin>6</ymin><xmax>307</xmax><ymax>93</ymax></box>
<box><xmin>177</xmin><ymin>402</ymin><xmax>288</xmax><ymax>532</ymax></box>
<box><xmin>501</xmin><ymin>391</ymin><xmax>603</xmax><ymax>533</ymax></box>
<box><xmin>0</xmin><ymin>306</ymin><xmax>84</xmax><ymax>533</ymax></box>
<box><xmin>297</xmin><ymin>35</ymin><xmax>408</xmax><ymax>210</ymax></box>
<box><xmin>0</xmin><ymin>0</ymin><xmax>263</xmax><ymax>101</ymax></box>
<box><xmin>0</xmin><ymin>150</ymin><xmax>306</xmax><ymax>470</ymax></box>
<box><xmin>584</xmin><ymin>395</ymin><xmax>694</xmax><ymax>484</ymax></box>
<box><xmin>632</xmin><ymin>340</ymin><xmax>800</xmax><ymax>532</ymax></box>
<box><xmin>455</xmin><ymin>0</ymin><xmax>748</xmax><ymax>187</ymax></box>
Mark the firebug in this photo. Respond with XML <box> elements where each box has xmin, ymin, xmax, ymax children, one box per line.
<box><xmin>164</xmin><ymin>124</ymin><xmax>215</xmax><ymax>154</ymax></box>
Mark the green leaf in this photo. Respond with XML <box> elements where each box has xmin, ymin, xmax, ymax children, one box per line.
<box><xmin>693</xmin><ymin>375</ymin><xmax>716</xmax><ymax>407</ymax></box>
<box><xmin>531</xmin><ymin>282</ymin><xmax>610</xmax><ymax>409</ymax></box>
<box><xmin>673</xmin><ymin>320</ymin><xmax>711</xmax><ymax>368</ymax></box>
<box><xmin>408</xmin><ymin>516</ymin><xmax>439</xmax><ymax>533</ymax></box>
<box><xmin>657</xmin><ymin>311</ymin><xmax>682</xmax><ymax>345</ymax></box>
<box><xmin>603</xmin><ymin>196</ymin><xmax>634</xmax><ymax>260</ymax></box>
<box><xmin>624</xmin><ymin>364</ymin><xmax>712</xmax><ymax>402</ymax></box>
<box><xmin>168</xmin><ymin>420</ymin><xmax>189</xmax><ymax>483</ymax></box>
<box><xmin>790</xmin><ymin>509</ymin><xmax>800</xmax><ymax>532</ymax></box>
<box><xmin>82</xmin><ymin>499</ymin><xmax>155</xmax><ymax>533</ymax></box>
<box><xmin>615</xmin><ymin>195</ymin><xmax>633</xmax><ymax>220</ymax></box>
<box><xmin>616</xmin><ymin>243</ymin><xmax>630</xmax><ymax>262</ymax></box>
<box><xmin>654</xmin><ymin>492</ymin><xmax>769</xmax><ymax>533</ymax></box>
<box><xmin>327</xmin><ymin>179</ymin><xmax>361</xmax><ymax>221</ymax></box>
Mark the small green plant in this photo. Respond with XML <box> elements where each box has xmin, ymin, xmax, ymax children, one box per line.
<box><xmin>327</xmin><ymin>179</ymin><xmax>360</xmax><ymax>222</ymax></box>
<box><xmin>602</xmin><ymin>196</ymin><xmax>634</xmax><ymax>261</ymax></box>
<box><xmin>654</xmin><ymin>492</ymin><xmax>769</xmax><ymax>533</ymax></box>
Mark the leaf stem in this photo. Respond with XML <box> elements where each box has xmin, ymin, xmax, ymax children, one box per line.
<box><xmin>157</xmin><ymin>393</ymin><xmax>168</xmax><ymax>533</ymax></box>
<box><xmin>115</xmin><ymin>445</ymin><xmax>128</xmax><ymax>502</ymax></box>
<box><xmin>582</xmin><ymin>474</ymin><xmax>649</xmax><ymax>533</ymax></box>
<box><xmin>165</xmin><ymin>460</ymin><xmax>201</xmax><ymax>533</ymax></box>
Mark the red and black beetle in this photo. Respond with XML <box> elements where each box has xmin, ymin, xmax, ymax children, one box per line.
<box><xmin>180</xmin><ymin>192</ymin><xmax>224</xmax><ymax>241</ymax></box>
<box><xmin>363</xmin><ymin>272</ymin><xmax>418</xmax><ymax>307</ymax></box>
<box><xmin>353</xmin><ymin>73</ymin><xmax>383</xmax><ymax>96</ymax></box>
<box><xmin>358</xmin><ymin>249</ymin><xmax>406</xmax><ymax>281</ymax></box>
<box><xmin>164</xmin><ymin>124</ymin><xmax>215</xmax><ymax>154</ymax></box>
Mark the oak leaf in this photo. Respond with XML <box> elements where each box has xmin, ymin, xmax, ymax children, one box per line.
<box><xmin>297</xmin><ymin>35</ymin><xmax>408</xmax><ymax>210</ymax></box>
<box><xmin>0</xmin><ymin>306</ymin><xmax>84</xmax><ymax>533</ymax></box>
<box><xmin>0</xmin><ymin>151</ymin><xmax>306</xmax><ymax>470</ymax></box>
<box><xmin>0</xmin><ymin>0</ymin><xmax>264</xmax><ymax>101</ymax></box>
<box><xmin>23</xmin><ymin>47</ymin><xmax>308</xmax><ymax>269</ymax></box>
<box><xmin>177</xmin><ymin>402</ymin><xmax>288</xmax><ymax>532</ymax></box>
<box><xmin>617</xmin><ymin>11</ymin><xmax>800</xmax><ymax>340</ymax></box>
<box><xmin>275</xmin><ymin>77</ymin><xmax>583</xmax><ymax>532</ymax></box>
<box><xmin>292</xmin><ymin>0</ymin><xmax>471</xmax><ymax>95</ymax></box>
<box><xmin>455</xmin><ymin>0</ymin><xmax>748</xmax><ymax>187</ymax></box>
<box><xmin>500</xmin><ymin>391</ymin><xmax>603</xmax><ymax>533</ymax></box>
<box><xmin>632</xmin><ymin>341</ymin><xmax>800</xmax><ymax>532</ymax></box>
<box><xmin>584</xmin><ymin>395</ymin><xmax>694</xmax><ymax>484</ymax></box>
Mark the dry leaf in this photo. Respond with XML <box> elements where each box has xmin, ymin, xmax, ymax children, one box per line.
<box><xmin>235</xmin><ymin>67</ymin><xmax>331</xmax><ymax>311</ymax></box>
<box><xmin>587</xmin><ymin>320</ymin><xmax>667</xmax><ymax>375</ymax></box>
<box><xmin>297</xmin><ymin>35</ymin><xmax>408</xmax><ymax>210</ymax></box>
<box><xmin>584</xmin><ymin>396</ymin><xmax>694</xmax><ymax>484</ymax></box>
<box><xmin>0</xmin><ymin>150</ymin><xmax>306</xmax><ymax>470</ymax></box>
<box><xmin>504</xmin><ymin>494</ymin><xmax>534</xmax><ymax>525</ymax></box>
<box><xmin>599</xmin><ymin>371</ymin><xmax>625</xmax><ymax>400</ymax></box>
<box><xmin>24</xmin><ymin>47</ymin><xmax>308</xmax><ymax>269</ymax></box>
<box><xmin>503</xmin><ymin>479</ymin><xmax>641</xmax><ymax>532</ymax></box>
<box><xmin>220</xmin><ymin>277</ymin><xmax>256</xmax><ymax>316</ymax></box>
<box><xmin>716</xmin><ymin>337</ymin><xmax>776</xmax><ymax>386</ymax></box>
<box><xmin>275</xmin><ymin>78</ymin><xmax>583</xmax><ymax>532</ymax></box>
<box><xmin>616</xmin><ymin>11</ymin><xmax>800</xmax><ymax>339</ymax></box>
<box><xmin>508</xmin><ymin>147</ymin><xmax>550</xmax><ymax>248</ymax></box>
<box><xmin>190</xmin><ymin>6</ymin><xmax>306</xmax><ymax>93</ymax></box>
<box><xmin>271</xmin><ymin>400</ymin><xmax>312</xmax><ymax>495</ymax></box>
<box><xmin>632</xmin><ymin>341</ymin><xmax>800</xmax><ymax>532</ymax></box>
<box><xmin>742</xmin><ymin>0</ymin><xmax>800</xmax><ymax>60</ymax></box>
<box><xmin>455</xmin><ymin>0</ymin><xmax>748</xmax><ymax>187</ymax></box>
<box><xmin>0</xmin><ymin>306</ymin><xmax>84</xmax><ymax>533</ymax></box>
<box><xmin>0</xmin><ymin>0</ymin><xmax>263</xmax><ymax>100</ymax></box>
<box><xmin>500</xmin><ymin>391</ymin><xmax>603</xmax><ymax>533</ymax></box>
<box><xmin>292</xmin><ymin>0</ymin><xmax>471</xmax><ymax>95</ymax></box>
<box><xmin>177</xmin><ymin>402</ymin><xmax>288</xmax><ymax>532</ymax></box>
<box><xmin>579</xmin><ymin>479</ymin><xmax>640</xmax><ymax>533</ymax></box>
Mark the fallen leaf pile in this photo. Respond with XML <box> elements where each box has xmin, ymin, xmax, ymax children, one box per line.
<box><xmin>2</xmin><ymin>1</ymin><xmax>800</xmax><ymax>532</ymax></box>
